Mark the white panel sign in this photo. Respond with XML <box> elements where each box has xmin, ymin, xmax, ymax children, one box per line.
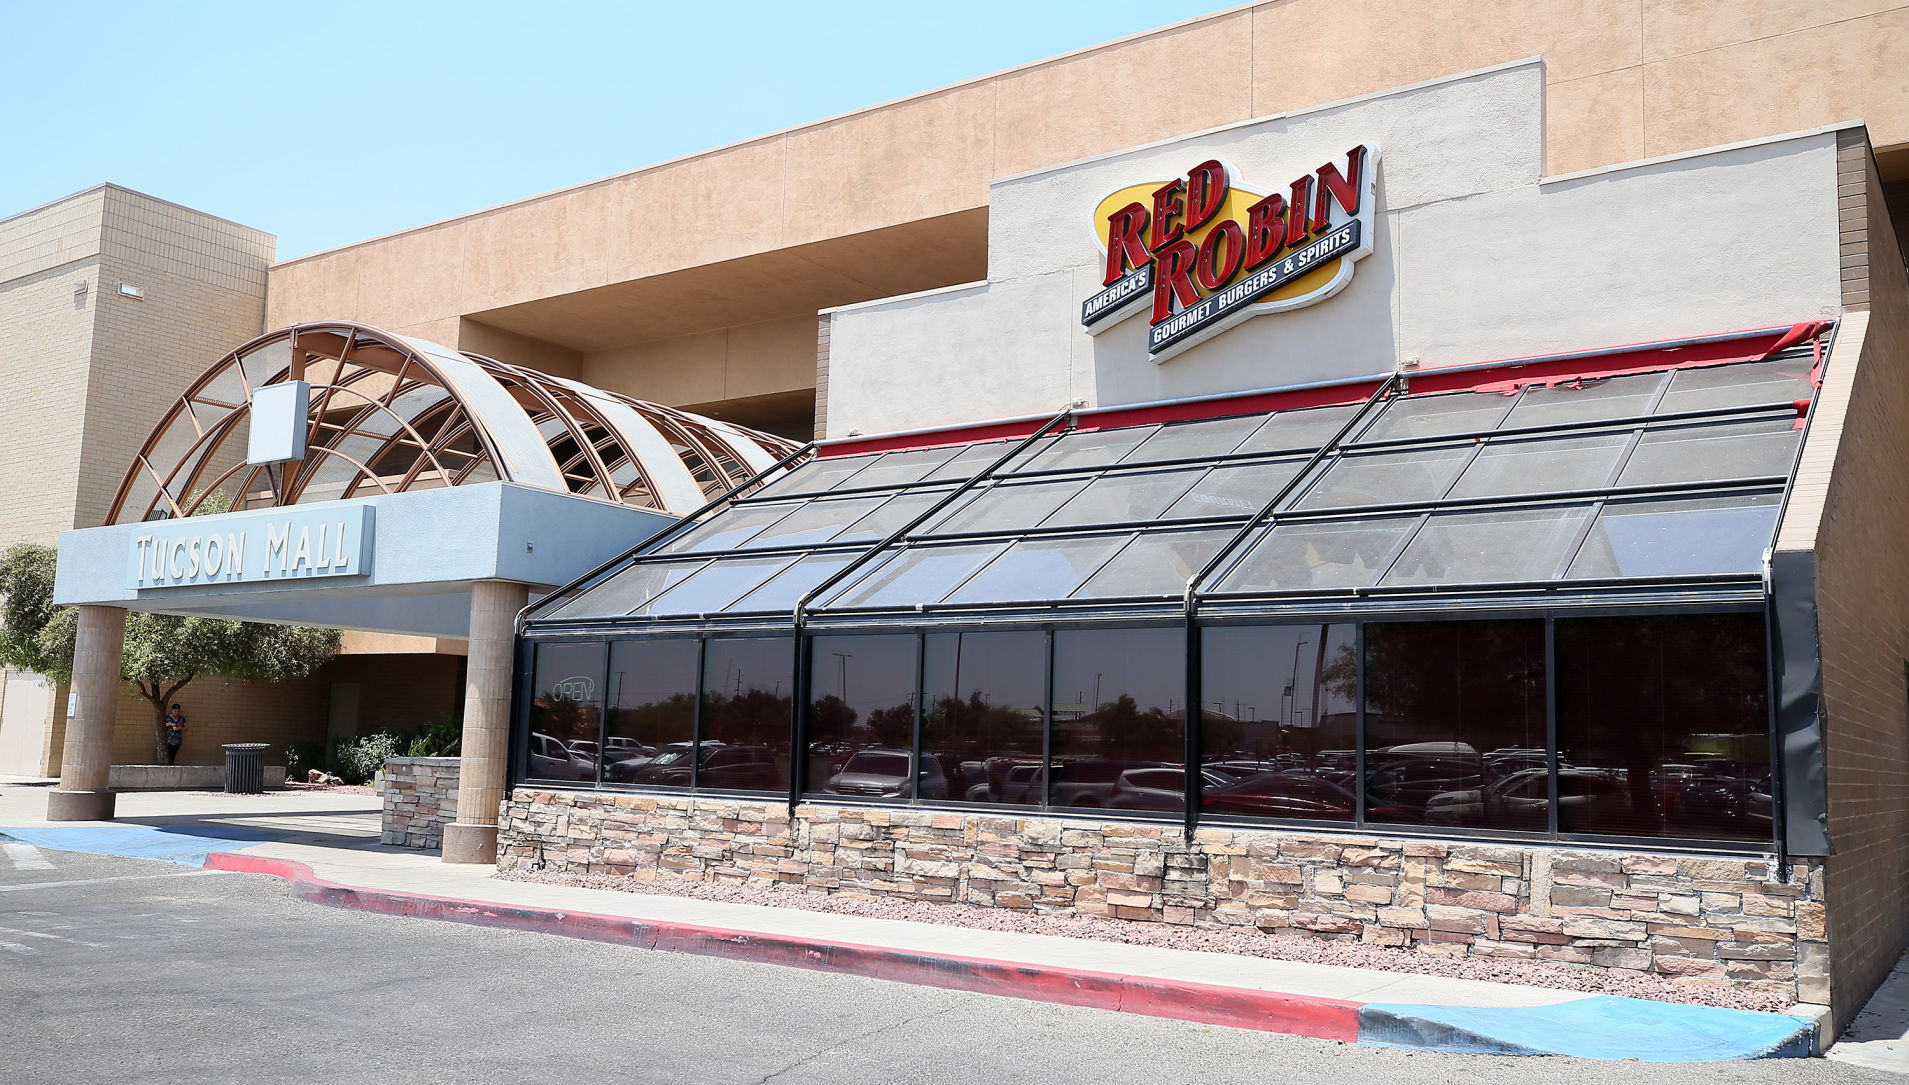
<box><xmin>247</xmin><ymin>380</ymin><xmax>312</xmax><ymax>465</ymax></box>
<box><xmin>128</xmin><ymin>505</ymin><xmax>374</xmax><ymax>589</ymax></box>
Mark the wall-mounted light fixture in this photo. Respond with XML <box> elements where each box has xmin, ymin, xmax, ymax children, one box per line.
<box><xmin>117</xmin><ymin>282</ymin><xmax>144</xmax><ymax>300</ymax></box>
<box><xmin>72</xmin><ymin>279</ymin><xmax>88</xmax><ymax>297</ymax></box>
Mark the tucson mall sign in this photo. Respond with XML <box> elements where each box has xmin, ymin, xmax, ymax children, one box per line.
<box><xmin>1081</xmin><ymin>145</ymin><xmax>1378</xmax><ymax>361</ymax></box>
<box><xmin>127</xmin><ymin>505</ymin><xmax>374</xmax><ymax>589</ymax></box>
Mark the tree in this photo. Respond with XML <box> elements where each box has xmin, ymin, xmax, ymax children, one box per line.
<box><xmin>0</xmin><ymin>542</ymin><xmax>342</xmax><ymax>761</ymax></box>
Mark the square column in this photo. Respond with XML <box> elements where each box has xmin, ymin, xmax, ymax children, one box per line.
<box><xmin>442</xmin><ymin>580</ymin><xmax>529</xmax><ymax>864</ymax></box>
<box><xmin>47</xmin><ymin>605</ymin><xmax>126</xmax><ymax>821</ymax></box>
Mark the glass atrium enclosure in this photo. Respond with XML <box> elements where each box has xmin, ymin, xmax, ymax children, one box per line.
<box><xmin>517</xmin><ymin>339</ymin><xmax>1824</xmax><ymax>851</ymax></box>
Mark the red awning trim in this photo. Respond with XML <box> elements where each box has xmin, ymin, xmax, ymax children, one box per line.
<box><xmin>817</xmin><ymin>323</ymin><xmax>1834</xmax><ymax>458</ymax></box>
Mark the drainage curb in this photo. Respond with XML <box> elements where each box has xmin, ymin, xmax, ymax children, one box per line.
<box><xmin>202</xmin><ymin>851</ymin><xmax>1817</xmax><ymax>1060</ymax></box>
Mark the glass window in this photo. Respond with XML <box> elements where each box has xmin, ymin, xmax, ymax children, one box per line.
<box><xmin>1356</xmin><ymin>392</ymin><xmax>1515</xmax><ymax>443</ymax></box>
<box><xmin>1382</xmin><ymin>505</ymin><xmax>1594</xmax><ymax>586</ymax></box>
<box><xmin>1655</xmin><ymin>358</ymin><xmax>1814</xmax><ymax>415</ymax></box>
<box><xmin>1214</xmin><ymin>516</ymin><xmax>1420</xmax><ymax>593</ymax></box>
<box><xmin>921</xmin><ymin>477</ymin><xmax>1090</xmax><ymax>536</ymax></box>
<box><xmin>1050</xmin><ymin>628</ymin><xmax>1185</xmax><ymax>812</ymax></box>
<box><xmin>922</xmin><ymin>631</ymin><xmax>1046</xmax><ymax>807</ymax></box>
<box><xmin>1500</xmin><ymin>372</ymin><xmax>1668</xmax><ymax>429</ymax></box>
<box><xmin>750</xmin><ymin>455</ymin><xmax>877</xmax><ymax>499</ymax></box>
<box><xmin>742</xmin><ymin>495</ymin><xmax>889</xmax><ymax>549</ymax></box>
<box><xmin>603</xmin><ymin>639</ymin><xmax>698</xmax><ymax>787</ymax></box>
<box><xmin>1041</xmin><ymin>467</ymin><xmax>1204</xmax><ymax>528</ymax></box>
<box><xmin>806</xmin><ymin>634</ymin><xmax>921</xmax><ymax>798</ymax></box>
<box><xmin>1162</xmin><ymin>459</ymin><xmax>1305</xmax><ymax>520</ymax></box>
<box><xmin>1364</xmin><ymin>621</ymin><xmax>1547</xmax><ymax>832</ymax></box>
<box><xmin>1235</xmin><ymin>404</ymin><xmax>1362</xmax><ymax>454</ymax></box>
<box><xmin>1016</xmin><ymin>426</ymin><xmax>1160</xmax><ymax>473</ymax></box>
<box><xmin>1296</xmin><ymin>445</ymin><xmax>1475</xmax><ymax>509</ymax></box>
<box><xmin>922</xmin><ymin>440</ymin><xmax>1018</xmax><ymax>482</ymax></box>
<box><xmin>642</xmin><ymin>555</ymin><xmax>796</xmax><ymax>615</ymax></box>
<box><xmin>836</xmin><ymin>446</ymin><xmax>964</xmax><ymax>490</ymax></box>
<box><xmin>652</xmin><ymin>502</ymin><xmax>800</xmax><ymax>555</ymax></box>
<box><xmin>1567</xmin><ymin>493</ymin><xmax>1779</xmax><ymax>580</ymax></box>
<box><xmin>1199</xmin><ymin>625</ymin><xmax>1357</xmax><ymax>822</ymax></box>
<box><xmin>698</xmin><ymin>637</ymin><xmax>793</xmax><ymax>792</ymax></box>
<box><xmin>1072</xmin><ymin>528</ymin><xmax>1233</xmax><ymax>599</ymax></box>
<box><xmin>526</xmin><ymin>641</ymin><xmax>606</xmax><ymax>784</ymax></box>
<box><xmin>1446</xmin><ymin>433</ymin><xmax>1632</xmax><ymax>500</ymax></box>
<box><xmin>824</xmin><ymin>542</ymin><xmax>1007</xmax><ymax>609</ymax></box>
<box><xmin>1556</xmin><ymin>614</ymin><xmax>1770</xmax><ymax>841</ymax></box>
<box><xmin>1121</xmin><ymin>414</ymin><xmax>1263</xmax><ymax>464</ymax></box>
<box><xmin>548</xmin><ymin>559</ymin><xmax>707</xmax><ymax>619</ymax></box>
<box><xmin>727</xmin><ymin>551</ymin><xmax>866</xmax><ymax>613</ymax></box>
<box><xmin>1617</xmin><ymin>417</ymin><xmax>1800</xmax><ymax>488</ymax></box>
<box><xmin>944</xmin><ymin>534</ymin><xmax>1127</xmax><ymax>604</ymax></box>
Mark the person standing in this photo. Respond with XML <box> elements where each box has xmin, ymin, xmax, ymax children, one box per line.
<box><xmin>163</xmin><ymin>704</ymin><xmax>187</xmax><ymax>765</ymax></box>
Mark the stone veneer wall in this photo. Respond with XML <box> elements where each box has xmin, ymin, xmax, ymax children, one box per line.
<box><xmin>381</xmin><ymin>757</ymin><xmax>460</xmax><ymax>849</ymax></box>
<box><xmin>498</xmin><ymin>790</ymin><xmax>1827</xmax><ymax>1005</ymax></box>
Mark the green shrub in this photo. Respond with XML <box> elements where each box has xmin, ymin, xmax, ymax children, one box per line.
<box><xmin>330</xmin><ymin>731</ymin><xmax>401</xmax><ymax>785</ymax></box>
<box><xmin>405</xmin><ymin>719</ymin><xmax>461</xmax><ymax>758</ymax></box>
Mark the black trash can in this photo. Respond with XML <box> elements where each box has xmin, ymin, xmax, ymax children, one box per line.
<box><xmin>222</xmin><ymin>743</ymin><xmax>269</xmax><ymax>794</ymax></box>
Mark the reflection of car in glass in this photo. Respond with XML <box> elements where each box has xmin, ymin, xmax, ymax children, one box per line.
<box><xmin>823</xmin><ymin>749</ymin><xmax>948</xmax><ymax>799</ymax></box>
<box><xmin>701</xmin><ymin>745</ymin><xmax>785</xmax><ymax>790</ymax></box>
<box><xmin>1365</xmin><ymin>758</ymin><xmax>1484</xmax><ymax>814</ymax></box>
<box><xmin>1108</xmin><ymin>767</ymin><xmax>1228</xmax><ymax>810</ymax></box>
<box><xmin>1046</xmin><ymin>759</ymin><xmax>1159</xmax><ymax>808</ymax></box>
<box><xmin>604</xmin><ymin>737</ymin><xmax>647</xmax><ymax>759</ymax></box>
<box><xmin>623</xmin><ymin>741</ymin><xmax>713</xmax><ymax>786</ymax></box>
<box><xmin>528</xmin><ymin>732</ymin><xmax>594</xmax><ymax>780</ymax></box>
<box><xmin>1201</xmin><ymin>771</ymin><xmax>1355</xmax><ymax>819</ymax></box>
<box><xmin>568</xmin><ymin>740</ymin><xmax>601</xmax><ymax>762</ymax></box>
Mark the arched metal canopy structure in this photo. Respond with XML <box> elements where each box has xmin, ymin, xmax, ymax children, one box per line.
<box><xmin>106</xmin><ymin>321</ymin><xmax>799</xmax><ymax>526</ymax></box>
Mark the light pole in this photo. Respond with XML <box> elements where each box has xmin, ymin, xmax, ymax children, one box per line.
<box><xmin>832</xmin><ymin>651</ymin><xmax>853</xmax><ymax>703</ymax></box>
<box><xmin>1282</xmin><ymin>638</ymin><xmax>1310</xmax><ymax>731</ymax></box>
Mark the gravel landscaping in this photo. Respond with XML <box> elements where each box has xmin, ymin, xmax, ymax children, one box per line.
<box><xmin>494</xmin><ymin>867</ymin><xmax>1794</xmax><ymax>1013</ymax></box>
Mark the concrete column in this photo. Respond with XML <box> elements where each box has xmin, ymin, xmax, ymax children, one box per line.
<box><xmin>442</xmin><ymin>581</ymin><xmax>529</xmax><ymax>864</ymax></box>
<box><xmin>47</xmin><ymin>605</ymin><xmax>126</xmax><ymax>821</ymax></box>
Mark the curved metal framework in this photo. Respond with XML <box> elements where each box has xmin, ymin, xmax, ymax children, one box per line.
<box><xmin>106</xmin><ymin>322</ymin><xmax>799</xmax><ymax>525</ymax></box>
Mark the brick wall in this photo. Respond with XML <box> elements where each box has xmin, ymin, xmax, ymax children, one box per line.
<box><xmin>110</xmin><ymin>673</ymin><xmax>324</xmax><ymax>767</ymax></box>
<box><xmin>316</xmin><ymin>652</ymin><xmax>464</xmax><ymax>736</ymax></box>
<box><xmin>381</xmin><ymin>756</ymin><xmax>460</xmax><ymax>848</ymax></box>
<box><xmin>813</xmin><ymin>313</ymin><xmax>831</xmax><ymax>440</ymax></box>
<box><xmin>1787</xmin><ymin>129</ymin><xmax>1909</xmax><ymax>1027</ymax></box>
<box><xmin>499</xmin><ymin>790</ymin><xmax>1827</xmax><ymax>1006</ymax></box>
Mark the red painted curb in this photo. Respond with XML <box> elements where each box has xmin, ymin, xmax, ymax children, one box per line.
<box><xmin>203</xmin><ymin>851</ymin><xmax>1361</xmax><ymax>1041</ymax></box>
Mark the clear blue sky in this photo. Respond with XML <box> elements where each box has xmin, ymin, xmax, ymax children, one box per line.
<box><xmin>4</xmin><ymin>1</ymin><xmax>1229</xmax><ymax>259</ymax></box>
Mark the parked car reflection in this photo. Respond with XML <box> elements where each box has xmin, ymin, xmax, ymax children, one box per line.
<box><xmin>620</xmin><ymin>741</ymin><xmax>787</xmax><ymax>790</ymax></box>
<box><xmin>822</xmin><ymin>749</ymin><xmax>948</xmax><ymax>799</ymax></box>
<box><xmin>528</xmin><ymin>732</ymin><xmax>595</xmax><ymax>780</ymax></box>
<box><xmin>1200</xmin><ymin>770</ymin><xmax>1355</xmax><ymax>820</ymax></box>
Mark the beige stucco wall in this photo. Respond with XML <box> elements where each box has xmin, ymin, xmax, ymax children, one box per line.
<box><xmin>263</xmin><ymin>1</ymin><xmax>1909</xmax><ymax>418</ymax></box>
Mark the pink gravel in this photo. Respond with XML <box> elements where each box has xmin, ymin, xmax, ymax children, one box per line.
<box><xmin>493</xmin><ymin>867</ymin><xmax>1792</xmax><ymax>1014</ymax></box>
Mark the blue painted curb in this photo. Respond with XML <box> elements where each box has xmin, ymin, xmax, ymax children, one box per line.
<box><xmin>1359</xmin><ymin>995</ymin><xmax>1817</xmax><ymax>1061</ymax></box>
<box><xmin>0</xmin><ymin>825</ymin><xmax>279</xmax><ymax>867</ymax></box>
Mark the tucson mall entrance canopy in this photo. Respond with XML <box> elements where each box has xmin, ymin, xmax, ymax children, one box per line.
<box><xmin>46</xmin><ymin>321</ymin><xmax>796</xmax><ymax>852</ymax></box>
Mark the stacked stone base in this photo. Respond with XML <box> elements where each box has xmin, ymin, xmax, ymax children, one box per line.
<box><xmin>380</xmin><ymin>757</ymin><xmax>460</xmax><ymax>848</ymax></box>
<box><xmin>498</xmin><ymin>788</ymin><xmax>1827</xmax><ymax>1005</ymax></box>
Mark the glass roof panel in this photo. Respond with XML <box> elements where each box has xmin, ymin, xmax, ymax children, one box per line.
<box><xmin>1382</xmin><ymin>505</ymin><xmax>1595</xmax><ymax>586</ymax></box>
<box><xmin>749</xmin><ymin>454</ymin><xmax>876</xmax><ymax>500</ymax></box>
<box><xmin>1445</xmin><ymin>432</ymin><xmax>1632</xmax><ymax>500</ymax></box>
<box><xmin>1072</xmin><ymin>528</ymin><xmax>1234</xmax><ymax>598</ymax></box>
<box><xmin>1499</xmin><ymin>372</ymin><xmax>1668</xmax><ymax>428</ymax></box>
<box><xmin>1014</xmin><ymin>426</ymin><xmax>1159</xmax><ymax>473</ymax></box>
<box><xmin>740</xmin><ymin>494</ymin><xmax>889</xmax><ymax>550</ymax></box>
<box><xmin>1356</xmin><ymin>391</ymin><xmax>1516</xmax><ymax>443</ymax></box>
<box><xmin>1214</xmin><ymin>516</ymin><xmax>1422</xmax><ymax>593</ymax></box>
<box><xmin>1161</xmin><ymin>459</ymin><xmax>1306</xmax><ymax>520</ymax></box>
<box><xmin>1296</xmin><ymin>445</ymin><xmax>1475</xmax><ymax>510</ymax></box>
<box><xmin>1654</xmin><ymin>358</ymin><xmax>1814</xmax><ymax>415</ymax></box>
<box><xmin>1567</xmin><ymin>493</ymin><xmax>1780</xmax><ymax>580</ymax></box>
<box><xmin>943</xmin><ymin>535</ymin><xmax>1128</xmax><ymax>604</ymax></box>
<box><xmin>652</xmin><ymin>501</ymin><xmax>801</xmax><ymax>555</ymax></box>
<box><xmin>547</xmin><ymin>559</ymin><xmax>708</xmax><ymax>619</ymax></box>
<box><xmin>824</xmin><ymin>542</ymin><xmax>1008</xmax><ymax>609</ymax></box>
<box><xmin>1234</xmin><ymin>404</ymin><xmax>1362</xmax><ymax>453</ymax></box>
<box><xmin>919</xmin><ymin>477</ymin><xmax>1091</xmax><ymax>536</ymax></box>
<box><xmin>726</xmin><ymin>551</ymin><xmax>867</xmax><ymax>612</ymax></box>
<box><xmin>921</xmin><ymin>439</ymin><xmax>1018</xmax><ymax>482</ymax></box>
<box><xmin>1616</xmin><ymin>417</ymin><xmax>1800</xmax><ymax>488</ymax></box>
<box><xmin>640</xmin><ymin>555</ymin><xmax>798</xmax><ymax>615</ymax></box>
<box><xmin>833</xmin><ymin>487</ymin><xmax>956</xmax><ymax>543</ymax></box>
<box><xmin>1118</xmin><ymin>414</ymin><xmax>1263</xmax><ymax>464</ymax></box>
<box><xmin>833</xmin><ymin>445</ymin><xmax>963</xmax><ymax>490</ymax></box>
<box><xmin>1041</xmin><ymin>467</ymin><xmax>1205</xmax><ymax>529</ymax></box>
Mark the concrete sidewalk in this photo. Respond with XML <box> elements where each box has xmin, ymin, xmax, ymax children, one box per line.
<box><xmin>0</xmin><ymin>783</ymin><xmax>1825</xmax><ymax>1061</ymax></box>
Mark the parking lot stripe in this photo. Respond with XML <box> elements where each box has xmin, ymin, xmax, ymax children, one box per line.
<box><xmin>3</xmin><ymin>842</ymin><xmax>53</xmax><ymax>870</ymax></box>
<box><xmin>0</xmin><ymin>870</ymin><xmax>217</xmax><ymax>893</ymax></box>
